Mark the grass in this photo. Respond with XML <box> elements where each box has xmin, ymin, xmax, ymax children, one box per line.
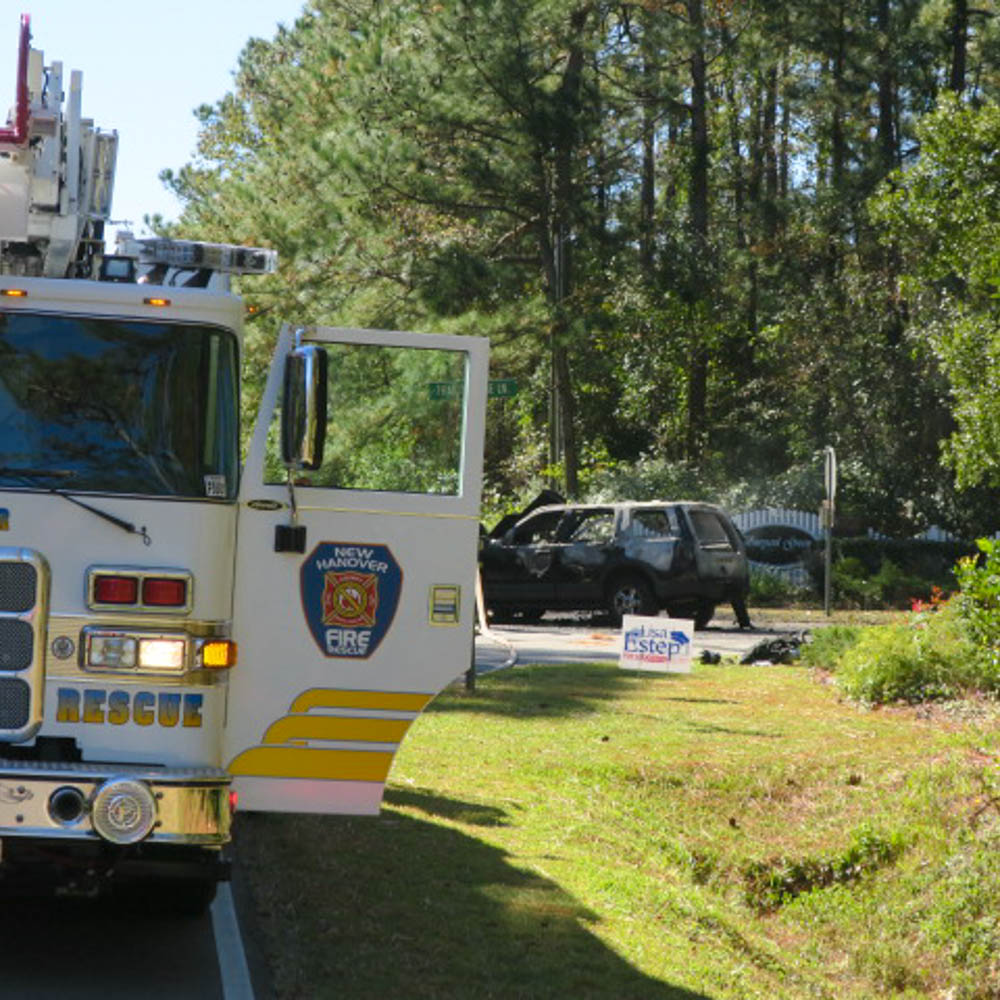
<box><xmin>234</xmin><ymin>658</ymin><xmax>1000</xmax><ymax>999</ymax></box>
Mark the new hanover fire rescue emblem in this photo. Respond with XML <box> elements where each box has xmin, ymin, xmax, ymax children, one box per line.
<box><xmin>300</xmin><ymin>542</ymin><xmax>403</xmax><ymax>658</ymax></box>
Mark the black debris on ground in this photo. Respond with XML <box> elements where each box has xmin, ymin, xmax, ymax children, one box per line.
<box><xmin>739</xmin><ymin>631</ymin><xmax>810</xmax><ymax>665</ymax></box>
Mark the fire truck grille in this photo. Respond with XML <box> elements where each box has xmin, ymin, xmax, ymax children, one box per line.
<box><xmin>0</xmin><ymin>563</ymin><xmax>36</xmax><ymax>613</ymax></box>
<box><xmin>0</xmin><ymin>620</ymin><xmax>33</xmax><ymax>670</ymax></box>
<box><xmin>0</xmin><ymin>678</ymin><xmax>29</xmax><ymax>729</ymax></box>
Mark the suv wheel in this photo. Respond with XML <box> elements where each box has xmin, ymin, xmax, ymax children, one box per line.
<box><xmin>607</xmin><ymin>576</ymin><xmax>654</xmax><ymax>623</ymax></box>
<box><xmin>694</xmin><ymin>601</ymin><xmax>716</xmax><ymax>630</ymax></box>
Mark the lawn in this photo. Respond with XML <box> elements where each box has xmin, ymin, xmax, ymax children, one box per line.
<box><xmin>234</xmin><ymin>657</ymin><xmax>1000</xmax><ymax>999</ymax></box>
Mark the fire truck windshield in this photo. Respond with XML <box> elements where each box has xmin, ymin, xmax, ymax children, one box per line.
<box><xmin>0</xmin><ymin>312</ymin><xmax>239</xmax><ymax>499</ymax></box>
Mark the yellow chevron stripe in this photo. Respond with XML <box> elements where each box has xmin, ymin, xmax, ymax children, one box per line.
<box><xmin>289</xmin><ymin>688</ymin><xmax>431</xmax><ymax>714</ymax></box>
<box><xmin>263</xmin><ymin>714</ymin><xmax>411</xmax><ymax>745</ymax></box>
<box><xmin>228</xmin><ymin>746</ymin><xmax>394</xmax><ymax>782</ymax></box>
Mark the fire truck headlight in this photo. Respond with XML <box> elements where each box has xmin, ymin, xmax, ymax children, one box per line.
<box><xmin>91</xmin><ymin>778</ymin><xmax>157</xmax><ymax>844</ymax></box>
<box><xmin>88</xmin><ymin>634</ymin><xmax>138</xmax><ymax>669</ymax></box>
<box><xmin>137</xmin><ymin>638</ymin><xmax>186</xmax><ymax>671</ymax></box>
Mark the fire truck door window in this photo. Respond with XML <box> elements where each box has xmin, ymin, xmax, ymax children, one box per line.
<box><xmin>265</xmin><ymin>342</ymin><xmax>466</xmax><ymax>495</ymax></box>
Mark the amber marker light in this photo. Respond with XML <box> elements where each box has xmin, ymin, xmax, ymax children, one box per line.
<box><xmin>143</xmin><ymin>296</ymin><xmax>171</xmax><ymax>307</ymax></box>
<box><xmin>200</xmin><ymin>640</ymin><xmax>237</xmax><ymax>669</ymax></box>
<box><xmin>1</xmin><ymin>288</ymin><xmax>27</xmax><ymax>297</ymax></box>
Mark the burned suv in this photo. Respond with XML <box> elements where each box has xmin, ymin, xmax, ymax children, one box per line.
<box><xmin>480</xmin><ymin>500</ymin><xmax>749</xmax><ymax>628</ymax></box>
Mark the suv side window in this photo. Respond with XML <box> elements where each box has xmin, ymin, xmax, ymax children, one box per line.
<box><xmin>564</xmin><ymin>509</ymin><xmax>616</xmax><ymax>544</ymax></box>
<box><xmin>688</xmin><ymin>510</ymin><xmax>736</xmax><ymax>550</ymax></box>
<box><xmin>511</xmin><ymin>510</ymin><xmax>563</xmax><ymax>544</ymax></box>
<box><xmin>630</xmin><ymin>508</ymin><xmax>680</xmax><ymax>538</ymax></box>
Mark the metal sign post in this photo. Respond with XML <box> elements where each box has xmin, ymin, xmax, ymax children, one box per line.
<box><xmin>823</xmin><ymin>446</ymin><xmax>837</xmax><ymax>617</ymax></box>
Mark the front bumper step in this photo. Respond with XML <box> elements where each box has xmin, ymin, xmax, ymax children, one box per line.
<box><xmin>0</xmin><ymin>758</ymin><xmax>231</xmax><ymax>844</ymax></box>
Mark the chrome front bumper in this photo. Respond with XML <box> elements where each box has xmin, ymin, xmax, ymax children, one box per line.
<box><xmin>0</xmin><ymin>759</ymin><xmax>230</xmax><ymax>845</ymax></box>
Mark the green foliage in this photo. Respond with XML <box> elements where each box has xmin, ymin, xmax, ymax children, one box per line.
<box><xmin>747</xmin><ymin>570</ymin><xmax>806</xmax><ymax>608</ymax></box>
<box><xmin>955</xmin><ymin>537</ymin><xmax>1000</xmax><ymax>655</ymax></box>
<box><xmin>165</xmin><ymin>1</ymin><xmax>1000</xmax><ymax>532</ymax></box>
<box><xmin>922</xmin><ymin>825</ymin><xmax>1000</xmax><ymax>1000</ymax></box>
<box><xmin>741</xmin><ymin>826</ymin><xmax>904</xmax><ymax>912</ymax></box>
<box><xmin>873</xmin><ymin>97</ymin><xmax>1000</xmax><ymax>492</ymax></box>
<box><xmin>805</xmin><ymin>538</ymin><xmax>974</xmax><ymax>609</ymax></box>
<box><xmin>834</xmin><ymin>604</ymin><xmax>998</xmax><ymax>704</ymax></box>
<box><xmin>829</xmin><ymin>556</ymin><xmax>929</xmax><ymax>609</ymax></box>
<box><xmin>830</xmin><ymin>556</ymin><xmax>881</xmax><ymax>608</ymax></box>
<box><xmin>798</xmin><ymin>625</ymin><xmax>863</xmax><ymax>669</ymax></box>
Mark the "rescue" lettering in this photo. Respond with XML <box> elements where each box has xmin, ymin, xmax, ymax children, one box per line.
<box><xmin>56</xmin><ymin>688</ymin><xmax>203</xmax><ymax>728</ymax></box>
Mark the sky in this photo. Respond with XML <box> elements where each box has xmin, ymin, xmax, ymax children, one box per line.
<box><xmin>2</xmin><ymin>2</ymin><xmax>308</xmax><ymax>245</ymax></box>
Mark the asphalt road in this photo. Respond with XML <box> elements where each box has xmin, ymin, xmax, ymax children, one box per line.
<box><xmin>0</xmin><ymin>881</ymin><xmax>256</xmax><ymax>1000</ymax></box>
<box><xmin>474</xmin><ymin>612</ymin><xmax>813</xmax><ymax>671</ymax></box>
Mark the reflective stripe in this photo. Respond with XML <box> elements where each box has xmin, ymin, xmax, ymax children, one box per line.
<box><xmin>262</xmin><ymin>714</ymin><xmax>411</xmax><ymax>745</ymax></box>
<box><xmin>228</xmin><ymin>746</ymin><xmax>393</xmax><ymax>782</ymax></box>
<box><xmin>289</xmin><ymin>688</ymin><xmax>431</xmax><ymax>713</ymax></box>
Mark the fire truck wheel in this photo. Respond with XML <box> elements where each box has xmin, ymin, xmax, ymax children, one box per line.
<box><xmin>163</xmin><ymin>877</ymin><xmax>218</xmax><ymax>917</ymax></box>
<box><xmin>115</xmin><ymin>877</ymin><xmax>218</xmax><ymax>917</ymax></box>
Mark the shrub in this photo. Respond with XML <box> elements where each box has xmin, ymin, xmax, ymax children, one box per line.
<box><xmin>806</xmin><ymin>538</ymin><xmax>975</xmax><ymax>608</ymax></box>
<box><xmin>799</xmin><ymin>625</ymin><xmax>863</xmax><ymax>669</ymax></box>
<box><xmin>831</xmin><ymin>556</ymin><xmax>881</xmax><ymax>607</ymax></box>
<box><xmin>834</xmin><ymin>603</ymin><xmax>998</xmax><ymax>704</ymax></box>
<box><xmin>954</xmin><ymin>537</ymin><xmax>1000</xmax><ymax>655</ymax></box>
<box><xmin>748</xmin><ymin>569</ymin><xmax>808</xmax><ymax>607</ymax></box>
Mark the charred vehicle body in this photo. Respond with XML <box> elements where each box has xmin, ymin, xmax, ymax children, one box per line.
<box><xmin>480</xmin><ymin>501</ymin><xmax>750</xmax><ymax>628</ymax></box>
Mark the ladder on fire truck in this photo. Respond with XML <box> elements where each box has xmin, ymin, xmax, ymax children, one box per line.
<box><xmin>0</xmin><ymin>14</ymin><xmax>276</xmax><ymax>288</ymax></box>
<box><xmin>0</xmin><ymin>14</ymin><xmax>117</xmax><ymax>279</ymax></box>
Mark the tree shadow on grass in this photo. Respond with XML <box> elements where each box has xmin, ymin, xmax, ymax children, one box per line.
<box><xmin>434</xmin><ymin>661</ymin><xmax>697</xmax><ymax>721</ymax></box>
<box><xmin>234</xmin><ymin>805</ymin><xmax>715</xmax><ymax>1000</ymax></box>
<box><xmin>384</xmin><ymin>785</ymin><xmax>513</xmax><ymax>827</ymax></box>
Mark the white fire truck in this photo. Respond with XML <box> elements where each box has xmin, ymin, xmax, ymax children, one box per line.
<box><xmin>0</xmin><ymin>16</ymin><xmax>487</xmax><ymax>911</ymax></box>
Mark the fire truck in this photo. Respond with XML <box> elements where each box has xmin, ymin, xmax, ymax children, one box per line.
<box><xmin>0</xmin><ymin>15</ymin><xmax>487</xmax><ymax>911</ymax></box>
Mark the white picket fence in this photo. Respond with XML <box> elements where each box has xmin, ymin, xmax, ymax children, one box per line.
<box><xmin>731</xmin><ymin>508</ymin><xmax>822</xmax><ymax>540</ymax></box>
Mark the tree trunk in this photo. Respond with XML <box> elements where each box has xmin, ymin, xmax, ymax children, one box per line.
<box><xmin>876</xmin><ymin>0</ymin><xmax>897</xmax><ymax>174</ymax></box>
<box><xmin>547</xmin><ymin>8</ymin><xmax>588</xmax><ymax>496</ymax></box>
<box><xmin>685</xmin><ymin>0</ymin><xmax>710</xmax><ymax>461</ymax></box>
<box><xmin>950</xmin><ymin>0</ymin><xmax>968</xmax><ymax>94</ymax></box>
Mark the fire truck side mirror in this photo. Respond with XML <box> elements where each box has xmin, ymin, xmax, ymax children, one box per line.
<box><xmin>281</xmin><ymin>345</ymin><xmax>328</xmax><ymax>471</ymax></box>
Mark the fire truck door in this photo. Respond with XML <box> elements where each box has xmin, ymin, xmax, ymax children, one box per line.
<box><xmin>225</xmin><ymin>324</ymin><xmax>488</xmax><ymax>814</ymax></box>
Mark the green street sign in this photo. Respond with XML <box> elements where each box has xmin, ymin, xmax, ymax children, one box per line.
<box><xmin>488</xmin><ymin>378</ymin><xmax>518</xmax><ymax>399</ymax></box>
<box><xmin>429</xmin><ymin>378</ymin><xmax>518</xmax><ymax>400</ymax></box>
<box><xmin>428</xmin><ymin>381</ymin><xmax>462</xmax><ymax>400</ymax></box>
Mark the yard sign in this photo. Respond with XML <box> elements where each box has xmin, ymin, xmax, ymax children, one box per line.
<box><xmin>619</xmin><ymin>615</ymin><xmax>694</xmax><ymax>673</ymax></box>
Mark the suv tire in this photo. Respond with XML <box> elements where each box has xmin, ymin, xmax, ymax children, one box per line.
<box><xmin>607</xmin><ymin>575</ymin><xmax>655</xmax><ymax>623</ymax></box>
<box><xmin>694</xmin><ymin>601</ymin><xmax>716</xmax><ymax>630</ymax></box>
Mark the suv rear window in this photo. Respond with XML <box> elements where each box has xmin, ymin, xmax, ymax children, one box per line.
<box><xmin>689</xmin><ymin>510</ymin><xmax>735</xmax><ymax>550</ymax></box>
<box><xmin>629</xmin><ymin>508</ymin><xmax>680</xmax><ymax>538</ymax></box>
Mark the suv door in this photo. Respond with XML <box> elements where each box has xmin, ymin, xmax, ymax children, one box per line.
<box><xmin>480</xmin><ymin>507</ymin><xmax>564</xmax><ymax>608</ymax></box>
<box><xmin>550</xmin><ymin>507</ymin><xmax>618</xmax><ymax>606</ymax></box>
<box><xmin>683</xmin><ymin>507</ymin><xmax>745</xmax><ymax>595</ymax></box>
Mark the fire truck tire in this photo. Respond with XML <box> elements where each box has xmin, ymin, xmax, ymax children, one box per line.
<box><xmin>163</xmin><ymin>877</ymin><xmax>218</xmax><ymax>917</ymax></box>
<box><xmin>115</xmin><ymin>877</ymin><xmax>217</xmax><ymax>917</ymax></box>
